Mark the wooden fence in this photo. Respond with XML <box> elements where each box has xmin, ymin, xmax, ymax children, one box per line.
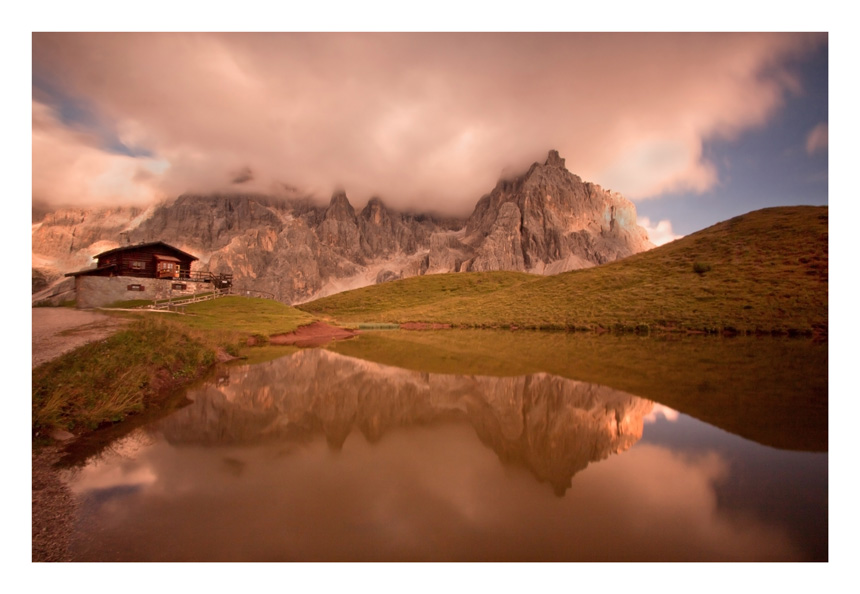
<box><xmin>145</xmin><ymin>286</ymin><xmax>233</xmax><ymax>312</ymax></box>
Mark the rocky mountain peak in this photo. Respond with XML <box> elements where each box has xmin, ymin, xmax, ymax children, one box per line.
<box><xmin>463</xmin><ymin>149</ymin><xmax>653</xmax><ymax>272</ymax></box>
<box><xmin>361</xmin><ymin>197</ymin><xmax>390</xmax><ymax>225</ymax></box>
<box><xmin>544</xmin><ymin>149</ymin><xmax>565</xmax><ymax>169</ymax></box>
<box><xmin>325</xmin><ymin>191</ymin><xmax>357</xmax><ymax>221</ymax></box>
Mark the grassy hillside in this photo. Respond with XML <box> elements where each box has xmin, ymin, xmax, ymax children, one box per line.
<box><xmin>178</xmin><ymin>296</ymin><xmax>316</xmax><ymax>336</ymax></box>
<box><xmin>299</xmin><ymin>271</ymin><xmax>536</xmax><ymax>319</ymax></box>
<box><xmin>299</xmin><ymin>206</ymin><xmax>828</xmax><ymax>334</ymax></box>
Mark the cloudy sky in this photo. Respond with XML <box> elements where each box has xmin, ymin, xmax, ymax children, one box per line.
<box><xmin>31</xmin><ymin>31</ymin><xmax>828</xmax><ymax>244</ymax></box>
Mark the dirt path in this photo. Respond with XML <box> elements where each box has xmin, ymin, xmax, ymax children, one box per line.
<box><xmin>32</xmin><ymin>308</ymin><xmax>130</xmax><ymax>368</ymax></box>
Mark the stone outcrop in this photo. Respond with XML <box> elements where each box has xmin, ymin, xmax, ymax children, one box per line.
<box><xmin>32</xmin><ymin>150</ymin><xmax>654</xmax><ymax>304</ymax></box>
<box><xmin>466</xmin><ymin>202</ymin><xmax>526</xmax><ymax>272</ymax></box>
<box><xmin>318</xmin><ymin>191</ymin><xmax>364</xmax><ymax>263</ymax></box>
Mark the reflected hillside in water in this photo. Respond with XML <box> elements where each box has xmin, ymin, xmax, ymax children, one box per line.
<box><xmin>327</xmin><ymin>330</ymin><xmax>828</xmax><ymax>452</ymax></box>
<box><xmin>155</xmin><ymin>349</ymin><xmax>654</xmax><ymax>495</ymax></box>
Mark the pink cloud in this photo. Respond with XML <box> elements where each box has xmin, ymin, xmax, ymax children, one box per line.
<box><xmin>806</xmin><ymin>122</ymin><xmax>828</xmax><ymax>154</ymax></box>
<box><xmin>69</xmin><ymin>426</ymin><xmax>803</xmax><ymax>561</ymax></box>
<box><xmin>32</xmin><ymin>99</ymin><xmax>168</xmax><ymax>208</ymax></box>
<box><xmin>32</xmin><ymin>33</ymin><xmax>826</xmax><ymax>212</ymax></box>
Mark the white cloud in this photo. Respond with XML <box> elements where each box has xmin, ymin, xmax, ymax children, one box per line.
<box><xmin>644</xmin><ymin>403</ymin><xmax>680</xmax><ymax>424</ymax></box>
<box><xmin>638</xmin><ymin>217</ymin><xmax>684</xmax><ymax>246</ymax></box>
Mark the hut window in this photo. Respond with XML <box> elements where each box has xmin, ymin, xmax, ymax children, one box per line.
<box><xmin>127</xmin><ymin>284</ymin><xmax>145</xmax><ymax>291</ymax></box>
<box><xmin>172</xmin><ymin>283</ymin><xmax>186</xmax><ymax>290</ymax></box>
<box><xmin>131</xmin><ymin>260</ymin><xmax>146</xmax><ymax>270</ymax></box>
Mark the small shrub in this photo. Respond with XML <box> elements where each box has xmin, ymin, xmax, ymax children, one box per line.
<box><xmin>357</xmin><ymin>323</ymin><xmax>401</xmax><ymax>330</ymax></box>
<box><xmin>693</xmin><ymin>262</ymin><xmax>712</xmax><ymax>275</ymax></box>
<box><xmin>250</xmin><ymin>333</ymin><xmax>269</xmax><ymax>345</ymax></box>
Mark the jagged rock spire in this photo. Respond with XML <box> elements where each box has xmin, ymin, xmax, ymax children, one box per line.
<box><xmin>545</xmin><ymin>149</ymin><xmax>565</xmax><ymax>168</ymax></box>
<box><xmin>325</xmin><ymin>190</ymin><xmax>357</xmax><ymax>221</ymax></box>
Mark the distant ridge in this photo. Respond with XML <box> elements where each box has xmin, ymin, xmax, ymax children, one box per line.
<box><xmin>32</xmin><ymin>151</ymin><xmax>654</xmax><ymax>305</ymax></box>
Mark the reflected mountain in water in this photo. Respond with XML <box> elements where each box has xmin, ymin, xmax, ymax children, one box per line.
<box><xmin>154</xmin><ymin>350</ymin><xmax>654</xmax><ymax>494</ymax></box>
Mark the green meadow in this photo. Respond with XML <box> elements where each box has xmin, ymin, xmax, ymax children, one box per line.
<box><xmin>299</xmin><ymin>206</ymin><xmax>827</xmax><ymax>335</ymax></box>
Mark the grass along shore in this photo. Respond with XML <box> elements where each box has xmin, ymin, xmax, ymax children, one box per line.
<box><xmin>299</xmin><ymin>206</ymin><xmax>827</xmax><ymax>335</ymax></box>
<box><xmin>32</xmin><ymin>297</ymin><xmax>314</xmax><ymax>437</ymax></box>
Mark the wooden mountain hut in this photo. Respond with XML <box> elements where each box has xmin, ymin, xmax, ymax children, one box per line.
<box><xmin>65</xmin><ymin>241</ymin><xmax>233</xmax><ymax>308</ymax></box>
<box><xmin>68</xmin><ymin>241</ymin><xmax>199</xmax><ymax>280</ymax></box>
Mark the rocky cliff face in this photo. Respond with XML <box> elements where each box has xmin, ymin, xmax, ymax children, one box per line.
<box><xmin>461</xmin><ymin>150</ymin><xmax>652</xmax><ymax>273</ymax></box>
<box><xmin>32</xmin><ymin>151</ymin><xmax>653</xmax><ymax>304</ymax></box>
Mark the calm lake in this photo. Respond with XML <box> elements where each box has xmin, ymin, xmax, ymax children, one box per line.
<box><xmin>58</xmin><ymin>331</ymin><xmax>828</xmax><ymax>562</ymax></box>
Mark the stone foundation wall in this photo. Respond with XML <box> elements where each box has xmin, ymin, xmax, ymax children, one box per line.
<box><xmin>32</xmin><ymin>277</ymin><xmax>77</xmax><ymax>307</ymax></box>
<box><xmin>76</xmin><ymin>275</ymin><xmax>209</xmax><ymax>308</ymax></box>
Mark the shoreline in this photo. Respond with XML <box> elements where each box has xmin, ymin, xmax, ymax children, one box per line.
<box><xmin>31</xmin><ymin>314</ymin><xmax>360</xmax><ymax>561</ymax></box>
<box><xmin>32</xmin><ymin>446</ymin><xmax>77</xmax><ymax>562</ymax></box>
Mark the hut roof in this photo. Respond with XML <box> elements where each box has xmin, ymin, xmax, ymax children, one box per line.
<box><xmin>64</xmin><ymin>263</ymin><xmax>117</xmax><ymax>278</ymax></box>
<box><xmin>94</xmin><ymin>241</ymin><xmax>199</xmax><ymax>262</ymax></box>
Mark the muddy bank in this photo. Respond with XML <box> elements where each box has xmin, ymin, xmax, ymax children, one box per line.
<box><xmin>268</xmin><ymin>321</ymin><xmax>359</xmax><ymax>347</ymax></box>
<box><xmin>32</xmin><ymin>446</ymin><xmax>77</xmax><ymax>562</ymax></box>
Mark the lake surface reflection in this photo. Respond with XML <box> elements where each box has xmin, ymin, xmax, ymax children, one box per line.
<box><xmin>63</xmin><ymin>340</ymin><xmax>827</xmax><ymax>562</ymax></box>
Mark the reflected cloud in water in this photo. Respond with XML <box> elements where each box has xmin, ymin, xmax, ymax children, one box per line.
<box><xmin>62</xmin><ymin>349</ymin><xmax>821</xmax><ymax>561</ymax></box>
<box><xmin>154</xmin><ymin>349</ymin><xmax>655</xmax><ymax>494</ymax></box>
<box><xmin>644</xmin><ymin>403</ymin><xmax>679</xmax><ymax>423</ymax></box>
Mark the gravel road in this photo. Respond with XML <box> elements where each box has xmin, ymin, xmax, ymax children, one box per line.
<box><xmin>32</xmin><ymin>308</ymin><xmax>130</xmax><ymax>368</ymax></box>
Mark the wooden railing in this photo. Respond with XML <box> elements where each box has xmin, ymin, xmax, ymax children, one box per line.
<box><xmin>165</xmin><ymin>271</ymin><xmax>234</xmax><ymax>285</ymax></box>
<box><xmin>146</xmin><ymin>286</ymin><xmax>233</xmax><ymax>311</ymax></box>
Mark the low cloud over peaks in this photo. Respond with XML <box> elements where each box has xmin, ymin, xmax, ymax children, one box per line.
<box><xmin>231</xmin><ymin>166</ymin><xmax>254</xmax><ymax>185</ymax></box>
<box><xmin>32</xmin><ymin>32</ymin><xmax>826</xmax><ymax>213</ymax></box>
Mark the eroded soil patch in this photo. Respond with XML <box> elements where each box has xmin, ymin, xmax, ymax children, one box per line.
<box><xmin>268</xmin><ymin>321</ymin><xmax>359</xmax><ymax>347</ymax></box>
